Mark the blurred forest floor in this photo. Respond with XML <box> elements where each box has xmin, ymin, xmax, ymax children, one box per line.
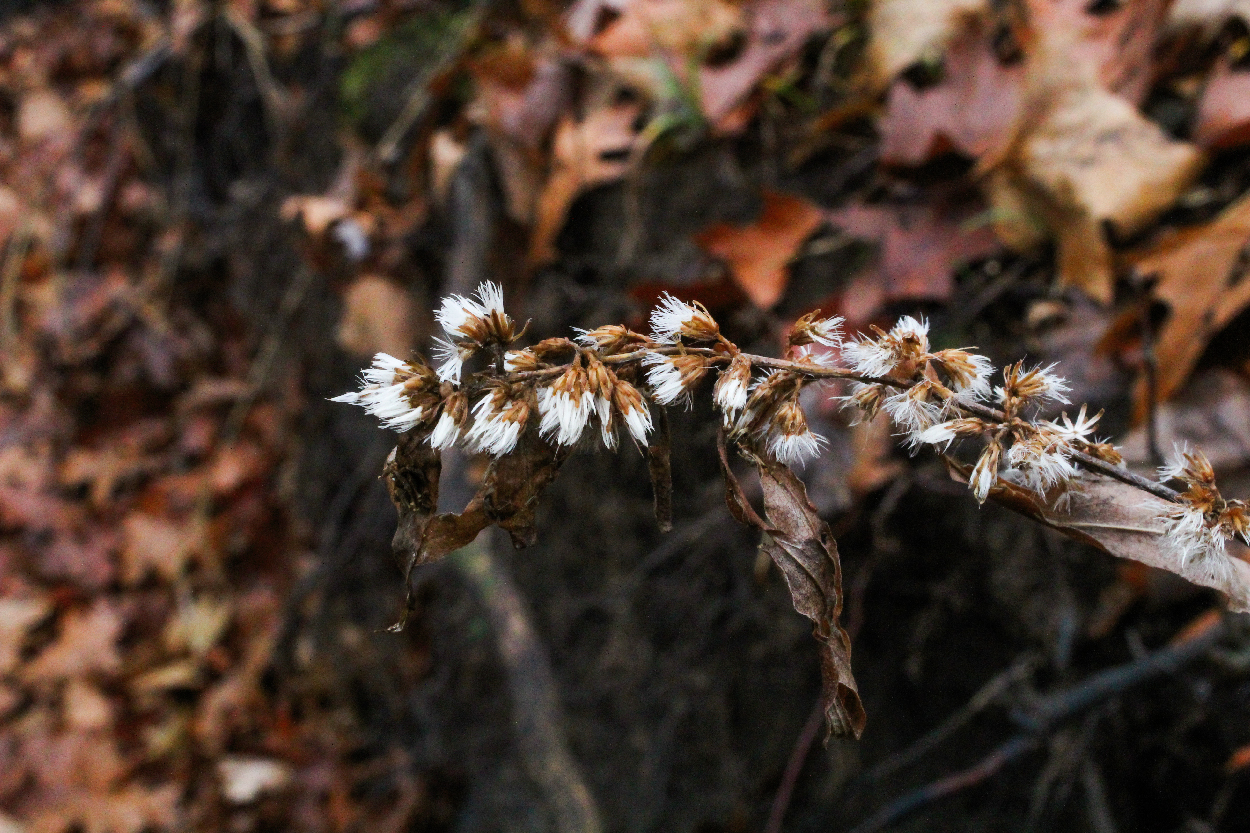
<box><xmin>3</xmin><ymin>0</ymin><xmax>1250</xmax><ymax>831</ymax></box>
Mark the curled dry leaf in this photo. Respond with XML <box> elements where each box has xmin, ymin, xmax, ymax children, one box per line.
<box><xmin>949</xmin><ymin>461</ymin><xmax>1250</xmax><ymax>612</ymax></box>
<box><xmin>864</xmin><ymin>0</ymin><xmax>988</xmax><ymax>89</ymax></box>
<box><xmin>1126</xmin><ymin>192</ymin><xmax>1250</xmax><ymax>406</ymax></box>
<box><xmin>646</xmin><ymin>407</ymin><xmax>674</xmax><ymax>533</ymax></box>
<box><xmin>717</xmin><ymin>432</ymin><xmax>865</xmax><ymax>739</ymax></box>
<box><xmin>695</xmin><ymin>190</ymin><xmax>824</xmax><ymax>309</ymax></box>
<box><xmin>386</xmin><ymin>422</ymin><xmax>569</xmax><ymax>598</ymax></box>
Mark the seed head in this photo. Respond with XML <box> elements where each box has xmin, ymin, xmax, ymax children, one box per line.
<box><xmin>789</xmin><ymin>311</ymin><xmax>845</xmax><ymax>349</ymax></box>
<box><xmin>998</xmin><ymin>362</ymin><xmax>1071</xmax><ymax>411</ymax></box>
<box><xmin>970</xmin><ymin>441</ymin><xmax>1002</xmax><ymax>504</ymax></box>
<box><xmin>843</xmin><ymin>315</ymin><xmax>930</xmax><ymax>378</ymax></box>
<box><xmin>929</xmin><ymin>349</ymin><xmax>993</xmax><ymax>403</ymax></box>
<box><xmin>713</xmin><ymin>354</ymin><xmax>752</xmax><ymax>419</ymax></box>
<box><xmin>642</xmin><ymin>352</ymin><xmax>709</xmax><ymax>406</ymax></box>
<box><xmin>538</xmin><ymin>365</ymin><xmax>594</xmax><ymax>446</ymax></box>
<box><xmin>917</xmin><ymin>418</ymin><xmax>987</xmax><ymax>451</ymax></box>
<box><xmin>332</xmin><ymin>353</ymin><xmax>437</xmax><ymax>432</ymax></box>
<box><xmin>766</xmin><ymin>399</ymin><xmax>826</xmax><ymax>465</ymax></box>
<box><xmin>435</xmin><ymin>281</ymin><xmax>515</xmax><ymax>348</ymax></box>
<box><xmin>574</xmin><ymin>325</ymin><xmax>650</xmax><ymax>355</ymax></box>
<box><xmin>465</xmin><ymin>386</ymin><xmax>530</xmax><ymax>456</ymax></box>
<box><xmin>612</xmin><ymin>379</ymin><xmax>653</xmax><ymax>445</ymax></box>
<box><xmin>1005</xmin><ymin>427</ymin><xmax>1077</xmax><ymax>494</ymax></box>
<box><xmin>649</xmin><ymin>293</ymin><xmax>720</xmax><ymax>343</ymax></box>
<box><xmin>430</xmin><ymin>390</ymin><xmax>468</xmax><ymax>450</ymax></box>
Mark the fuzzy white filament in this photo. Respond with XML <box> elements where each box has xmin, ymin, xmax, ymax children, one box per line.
<box><xmin>769</xmin><ymin>431</ymin><xmax>823</xmax><ymax>465</ymax></box>
<box><xmin>808</xmin><ymin>316</ymin><xmax>844</xmax><ymax>347</ymax></box>
<box><xmin>429</xmin><ymin>410</ymin><xmax>460</xmax><ymax>450</ymax></box>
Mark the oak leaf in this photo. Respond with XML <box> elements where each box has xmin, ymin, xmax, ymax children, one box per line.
<box><xmin>695</xmin><ymin>190</ymin><xmax>824</xmax><ymax>309</ymax></box>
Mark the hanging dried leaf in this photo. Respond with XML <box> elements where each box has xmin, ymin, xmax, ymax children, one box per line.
<box><xmin>717</xmin><ymin>432</ymin><xmax>865</xmax><ymax>739</ymax></box>
<box><xmin>949</xmin><ymin>462</ymin><xmax>1250</xmax><ymax>612</ymax></box>
<box><xmin>387</xmin><ymin>422</ymin><xmax>569</xmax><ymax>580</ymax></box>
<box><xmin>696</xmin><ymin>190</ymin><xmax>824</xmax><ymax>309</ymax></box>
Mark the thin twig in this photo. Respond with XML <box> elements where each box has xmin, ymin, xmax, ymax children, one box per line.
<box><xmin>764</xmin><ymin>697</ymin><xmax>826</xmax><ymax>833</ymax></box>
<box><xmin>849</xmin><ymin>615</ymin><xmax>1228</xmax><ymax>833</ymax></box>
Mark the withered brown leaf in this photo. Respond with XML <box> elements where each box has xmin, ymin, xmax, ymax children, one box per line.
<box><xmin>948</xmin><ymin>461</ymin><xmax>1250</xmax><ymax>612</ymax></box>
<box><xmin>717</xmin><ymin>432</ymin><xmax>866</xmax><ymax>739</ymax></box>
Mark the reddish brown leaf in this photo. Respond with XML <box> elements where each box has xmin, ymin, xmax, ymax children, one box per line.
<box><xmin>696</xmin><ymin>190</ymin><xmax>824</xmax><ymax>309</ymax></box>
<box><xmin>717</xmin><ymin>433</ymin><xmax>865</xmax><ymax>739</ymax></box>
<box><xmin>878</xmin><ymin>17</ymin><xmax>1022</xmax><ymax>166</ymax></box>
<box><xmin>827</xmin><ymin>187</ymin><xmax>1000</xmax><ymax>315</ymax></box>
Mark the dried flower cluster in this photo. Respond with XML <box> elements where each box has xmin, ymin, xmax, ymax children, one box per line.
<box><xmin>1157</xmin><ymin>447</ymin><xmax>1250</xmax><ymax>572</ymax></box>
<box><xmin>335</xmin><ymin>282</ymin><xmax>1248</xmax><ymax>573</ymax></box>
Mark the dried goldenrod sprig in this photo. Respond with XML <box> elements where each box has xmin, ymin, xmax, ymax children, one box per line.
<box><xmin>334</xmin><ymin>282</ymin><xmax>1245</xmax><ymax>568</ymax></box>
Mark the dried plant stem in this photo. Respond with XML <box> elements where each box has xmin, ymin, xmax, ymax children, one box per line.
<box><xmin>471</xmin><ymin>345</ymin><xmax>1184</xmax><ymax>505</ymax></box>
<box><xmin>451</xmin><ymin>540</ymin><xmax>604</xmax><ymax>833</ymax></box>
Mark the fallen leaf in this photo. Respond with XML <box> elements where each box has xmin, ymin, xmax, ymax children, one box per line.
<box><xmin>1120</xmin><ymin>370</ymin><xmax>1250</xmax><ymax>472</ymax></box>
<box><xmin>986</xmin><ymin>81</ymin><xmax>1203</xmax><ymax>304</ymax></box>
<box><xmin>121</xmin><ymin>512</ymin><xmax>202</xmax><ymax>585</ymax></box>
<box><xmin>0</xmin><ymin>596</ymin><xmax>51</xmax><ymax>674</ymax></box>
<box><xmin>697</xmin><ymin>0</ymin><xmax>830</xmax><ymax>128</ymax></box>
<box><xmin>23</xmin><ymin>601</ymin><xmax>124</xmax><ymax>682</ymax></box>
<box><xmin>954</xmin><ymin>464</ymin><xmax>1250</xmax><ymax>611</ymax></box>
<box><xmin>1192</xmin><ymin>57</ymin><xmax>1250</xmax><ymax>150</ymax></box>
<box><xmin>62</xmin><ymin>679</ymin><xmax>114</xmax><ymax>731</ymax></box>
<box><xmin>717</xmin><ymin>432</ymin><xmax>865</xmax><ymax>739</ymax></box>
<box><xmin>530</xmin><ymin>100</ymin><xmax>642</xmax><ymax>263</ymax></box>
<box><xmin>827</xmin><ymin>186</ymin><xmax>1001</xmax><ymax>311</ymax></box>
<box><xmin>878</xmin><ymin>16</ymin><xmax>1022</xmax><ymax>166</ymax></box>
<box><xmin>28</xmin><ymin>785</ymin><xmax>180</xmax><ymax>833</ymax></box>
<box><xmin>1127</xmin><ymin>192</ymin><xmax>1250</xmax><ymax>405</ymax></box>
<box><xmin>696</xmin><ymin>190</ymin><xmax>824</xmax><ymax>309</ymax></box>
<box><xmin>864</xmin><ymin>0</ymin><xmax>988</xmax><ymax>89</ymax></box>
<box><xmin>589</xmin><ymin>0</ymin><xmax>743</xmax><ymax>62</ymax></box>
<box><xmin>1227</xmin><ymin>742</ymin><xmax>1250</xmax><ymax>773</ymax></box>
<box><xmin>1169</xmin><ymin>0</ymin><xmax>1250</xmax><ymax>32</ymax></box>
<box><xmin>335</xmin><ymin>275</ymin><xmax>417</xmax><ymax>358</ymax></box>
<box><xmin>18</xmin><ymin>89</ymin><xmax>73</xmax><ymax>144</ymax></box>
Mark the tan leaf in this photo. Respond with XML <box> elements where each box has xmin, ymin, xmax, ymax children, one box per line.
<box><xmin>23</xmin><ymin>601</ymin><xmax>123</xmax><ymax>682</ymax></box>
<box><xmin>0</xmin><ymin>597</ymin><xmax>51</xmax><ymax>674</ymax></box>
<box><xmin>1169</xmin><ymin>0</ymin><xmax>1250</xmax><ymax>31</ymax></box>
<box><xmin>530</xmin><ymin>101</ymin><xmax>642</xmax><ymax>263</ymax></box>
<box><xmin>864</xmin><ymin>0</ymin><xmax>988</xmax><ymax>89</ymax></box>
<box><xmin>62</xmin><ymin>679</ymin><xmax>114</xmax><ymax>731</ymax></box>
<box><xmin>120</xmin><ymin>513</ymin><xmax>202</xmax><ymax>585</ymax></box>
<box><xmin>956</xmin><ymin>465</ymin><xmax>1250</xmax><ymax>612</ymax></box>
<box><xmin>18</xmin><ymin>90</ymin><xmax>72</xmax><ymax>144</ymax></box>
<box><xmin>1128</xmin><ymin>193</ymin><xmax>1250</xmax><ymax>404</ymax></box>
<box><xmin>987</xmin><ymin>82</ymin><xmax>1203</xmax><ymax>304</ymax></box>
<box><xmin>717</xmin><ymin>434</ymin><xmax>865</xmax><ymax>739</ymax></box>
<box><xmin>696</xmin><ymin>190</ymin><xmax>824</xmax><ymax>309</ymax></box>
<box><xmin>335</xmin><ymin>275</ymin><xmax>416</xmax><ymax>358</ymax></box>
